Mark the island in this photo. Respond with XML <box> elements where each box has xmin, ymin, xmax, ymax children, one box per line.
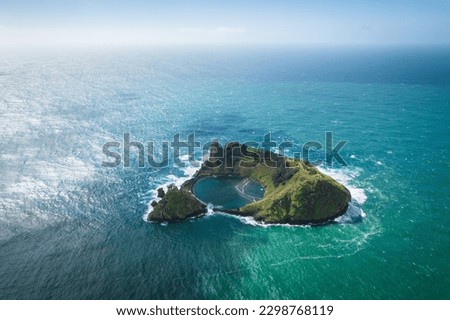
<box><xmin>148</xmin><ymin>141</ymin><xmax>351</xmax><ymax>225</ymax></box>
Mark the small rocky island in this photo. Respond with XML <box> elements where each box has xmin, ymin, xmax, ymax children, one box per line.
<box><xmin>148</xmin><ymin>142</ymin><xmax>351</xmax><ymax>225</ymax></box>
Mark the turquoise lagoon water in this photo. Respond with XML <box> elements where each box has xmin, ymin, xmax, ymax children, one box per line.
<box><xmin>193</xmin><ymin>177</ymin><xmax>264</xmax><ymax>210</ymax></box>
<box><xmin>0</xmin><ymin>47</ymin><xmax>449</xmax><ymax>299</ymax></box>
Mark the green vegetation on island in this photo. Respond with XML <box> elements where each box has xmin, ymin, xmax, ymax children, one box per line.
<box><xmin>148</xmin><ymin>141</ymin><xmax>351</xmax><ymax>225</ymax></box>
<box><xmin>149</xmin><ymin>185</ymin><xmax>206</xmax><ymax>221</ymax></box>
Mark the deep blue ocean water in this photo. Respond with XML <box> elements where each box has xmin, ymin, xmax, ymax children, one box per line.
<box><xmin>0</xmin><ymin>46</ymin><xmax>449</xmax><ymax>299</ymax></box>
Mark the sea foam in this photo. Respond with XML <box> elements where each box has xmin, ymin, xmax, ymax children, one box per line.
<box><xmin>144</xmin><ymin>162</ymin><xmax>199</xmax><ymax>220</ymax></box>
<box><xmin>145</xmin><ymin>163</ymin><xmax>368</xmax><ymax>226</ymax></box>
<box><xmin>317</xmin><ymin>165</ymin><xmax>367</xmax><ymax>223</ymax></box>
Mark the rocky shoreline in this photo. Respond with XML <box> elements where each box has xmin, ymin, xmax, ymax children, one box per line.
<box><xmin>148</xmin><ymin>142</ymin><xmax>351</xmax><ymax>225</ymax></box>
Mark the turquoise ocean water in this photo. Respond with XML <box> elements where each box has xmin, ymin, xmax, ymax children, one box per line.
<box><xmin>0</xmin><ymin>47</ymin><xmax>449</xmax><ymax>299</ymax></box>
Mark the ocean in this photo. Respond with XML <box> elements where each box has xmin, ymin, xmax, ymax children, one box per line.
<box><xmin>0</xmin><ymin>46</ymin><xmax>449</xmax><ymax>299</ymax></box>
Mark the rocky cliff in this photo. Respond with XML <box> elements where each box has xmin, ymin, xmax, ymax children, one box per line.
<box><xmin>147</xmin><ymin>142</ymin><xmax>351</xmax><ymax>225</ymax></box>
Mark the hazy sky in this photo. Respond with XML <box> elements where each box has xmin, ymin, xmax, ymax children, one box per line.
<box><xmin>1</xmin><ymin>0</ymin><xmax>449</xmax><ymax>47</ymax></box>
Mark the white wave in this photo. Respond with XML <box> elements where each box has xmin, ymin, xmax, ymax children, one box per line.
<box><xmin>334</xmin><ymin>200</ymin><xmax>366</xmax><ymax>224</ymax></box>
<box><xmin>236</xmin><ymin>215</ymin><xmax>265</xmax><ymax>227</ymax></box>
<box><xmin>317</xmin><ymin>166</ymin><xmax>367</xmax><ymax>205</ymax></box>
<box><xmin>317</xmin><ymin>165</ymin><xmax>367</xmax><ymax>223</ymax></box>
<box><xmin>210</xmin><ymin>211</ymin><xmax>267</xmax><ymax>227</ymax></box>
<box><xmin>179</xmin><ymin>154</ymin><xmax>190</xmax><ymax>161</ymax></box>
<box><xmin>144</xmin><ymin>163</ymin><xmax>369</xmax><ymax>226</ymax></box>
<box><xmin>213</xmin><ymin>211</ymin><xmax>311</xmax><ymax>229</ymax></box>
<box><xmin>201</xmin><ymin>204</ymin><xmax>216</xmax><ymax>217</ymax></box>
<box><xmin>144</xmin><ymin>163</ymin><xmax>199</xmax><ymax>220</ymax></box>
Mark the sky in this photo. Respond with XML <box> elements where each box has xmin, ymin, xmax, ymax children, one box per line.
<box><xmin>0</xmin><ymin>0</ymin><xmax>450</xmax><ymax>47</ymax></box>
